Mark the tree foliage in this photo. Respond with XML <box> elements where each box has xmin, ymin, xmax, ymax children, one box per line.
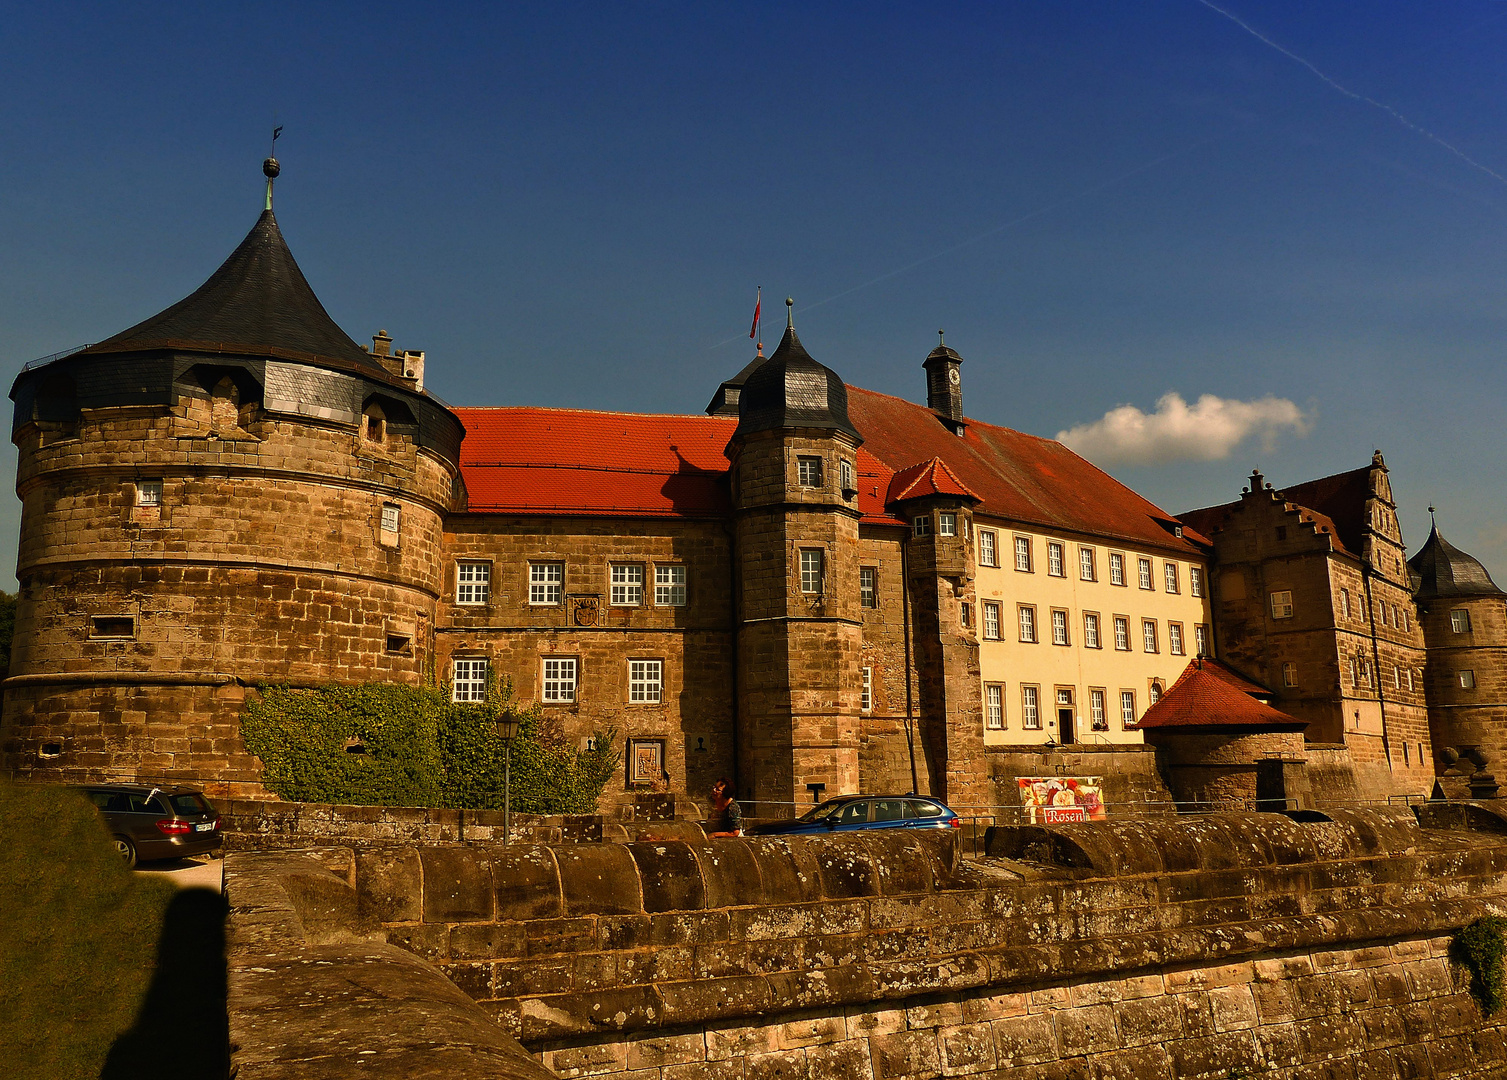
<box><xmin>1454</xmin><ymin>916</ymin><xmax>1507</xmax><ymax>1017</ymax></box>
<box><xmin>239</xmin><ymin>676</ymin><xmax>619</xmax><ymax>814</ymax></box>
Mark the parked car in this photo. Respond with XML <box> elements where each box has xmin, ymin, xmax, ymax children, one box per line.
<box><xmin>80</xmin><ymin>783</ymin><xmax>222</xmax><ymax>868</ymax></box>
<box><xmin>747</xmin><ymin>794</ymin><xmax>960</xmax><ymax>836</ymax></box>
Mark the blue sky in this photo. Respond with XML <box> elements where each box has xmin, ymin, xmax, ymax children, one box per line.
<box><xmin>3</xmin><ymin>2</ymin><xmax>1506</xmax><ymax>589</ymax></box>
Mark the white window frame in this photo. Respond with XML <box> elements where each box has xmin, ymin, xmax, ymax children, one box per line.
<box><xmin>1079</xmin><ymin>547</ymin><xmax>1095</xmax><ymax>581</ymax></box>
<box><xmin>1114</xmin><ymin>616</ymin><xmax>1130</xmax><ymax>651</ymax></box>
<box><xmin>137</xmin><ymin>479</ymin><xmax>163</xmax><ymax>507</ymax></box>
<box><xmin>799</xmin><ymin>549</ymin><xmax>824</xmax><ymax>595</ymax></box>
<box><xmin>1021</xmin><ymin>685</ymin><xmax>1041</xmax><ymax>730</ymax></box>
<box><xmin>1089</xmin><ymin>689</ymin><xmax>1106</xmax><ymax>731</ymax></box>
<box><xmin>1148</xmin><ymin>681</ymin><xmax>1163</xmax><ymax>705</ymax></box>
<box><xmin>840</xmin><ymin>458</ymin><xmax>854</xmax><ymax>492</ymax></box>
<box><xmin>610</xmin><ymin>563</ymin><xmax>644</xmax><ymax>606</ymax></box>
<box><xmin>1084</xmin><ymin>612</ymin><xmax>1100</xmax><ymax>649</ymax></box>
<box><xmin>1451</xmin><ymin>609</ymin><xmax>1472</xmax><ymax>633</ymax></box>
<box><xmin>1168</xmin><ymin>622</ymin><xmax>1184</xmax><ymax>656</ymax></box>
<box><xmin>1283</xmin><ymin>662</ymin><xmax>1298</xmax><ymax>688</ymax></box>
<box><xmin>797</xmin><ymin>455</ymin><xmax>823</xmax><ymax>487</ymax></box>
<box><xmin>629</xmin><ymin>659</ymin><xmax>663</xmax><ymax>704</ymax></box>
<box><xmin>1051</xmin><ymin>609</ymin><xmax>1069</xmax><ymax>646</ymax></box>
<box><xmin>1138</xmin><ymin>557</ymin><xmax>1153</xmax><ymax>590</ymax></box>
<box><xmin>1460</xmin><ymin>670</ymin><xmax>1477</xmax><ymax>690</ymax></box>
<box><xmin>451</xmin><ymin>658</ymin><xmax>488</xmax><ymax>703</ymax></box>
<box><xmin>861</xmin><ymin>666</ymin><xmax>873</xmax><ymax>712</ymax></box>
<box><xmin>1163</xmin><ymin>562</ymin><xmax>1178</xmax><ymax>593</ymax></box>
<box><xmin>456</xmin><ymin>561</ymin><xmax>491</xmax><ymax>605</ymax></box>
<box><xmin>1109</xmin><ymin>552</ymin><xmax>1125</xmax><ymax>586</ymax></box>
<box><xmin>542</xmin><ymin>657</ymin><xmax>578</xmax><ymax>703</ymax></box>
<box><xmin>1120</xmin><ymin>690</ymin><xmax>1137</xmax><ymax>729</ymax></box>
<box><xmin>1018</xmin><ymin>605</ymin><xmax>1037</xmax><ymax>643</ymax></box>
<box><xmin>860</xmin><ymin>567</ymin><xmax>878</xmax><ymax>609</ymax></box>
<box><xmin>1270</xmin><ymin>591</ymin><xmax>1294</xmax><ymax>619</ymax></box>
<box><xmin>986</xmin><ymin>684</ymin><xmax>1004</xmax><ymax>730</ymax></box>
<box><xmin>983</xmin><ymin>601</ymin><xmax>1001</xmax><ymax>640</ymax></box>
<box><xmin>938</xmin><ymin>512</ymin><xmax>958</xmax><ymax>537</ymax></box>
<box><xmin>654</xmin><ymin>565</ymin><xmax>687</xmax><ymax>606</ymax></box>
<box><xmin>979</xmin><ymin>530</ymin><xmax>997</xmax><ymax>567</ymax></box>
<box><xmin>1142</xmin><ymin>620</ymin><xmax>1158</xmax><ymax>653</ymax></box>
<box><xmin>1014</xmin><ymin>536</ymin><xmax>1032</xmax><ymax>572</ymax></box>
<box><xmin>529</xmin><ymin>562</ymin><xmax>564</xmax><ymax>605</ymax></box>
<box><xmin>1194</xmin><ymin>624</ymin><xmax>1209</xmax><ymax>657</ymax></box>
<box><xmin>1047</xmin><ymin>542</ymin><xmax>1065</xmax><ymax>578</ymax></box>
<box><xmin>1190</xmin><ymin>566</ymin><xmax>1203</xmax><ymax>598</ymax></box>
<box><xmin>380</xmin><ymin>503</ymin><xmax>401</xmax><ymax>534</ymax></box>
<box><xmin>960</xmin><ymin>602</ymin><xmax>972</xmax><ymax>629</ymax></box>
<box><xmin>1341</xmin><ymin>589</ymin><xmax>1351</xmax><ymax>619</ymax></box>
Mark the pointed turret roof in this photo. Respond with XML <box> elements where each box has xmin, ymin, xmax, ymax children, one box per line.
<box><xmin>1408</xmin><ymin>523</ymin><xmax>1504</xmax><ymax>601</ymax></box>
<box><xmin>733</xmin><ymin>320</ymin><xmax>862</xmax><ymax>444</ymax></box>
<box><xmin>885</xmin><ymin>457</ymin><xmax>980</xmax><ymax>504</ymax></box>
<box><xmin>83</xmin><ymin>209</ymin><xmax>383</xmax><ymax>373</ymax></box>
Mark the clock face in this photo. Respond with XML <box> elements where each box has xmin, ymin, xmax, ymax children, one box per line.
<box><xmin>948</xmin><ymin>366</ymin><xmax>960</xmax><ymax>386</ymax></box>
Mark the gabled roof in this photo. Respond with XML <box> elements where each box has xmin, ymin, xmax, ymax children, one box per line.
<box><xmin>845</xmin><ymin>386</ymin><xmax>1203</xmax><ymax>555</ymax></box>
<box><xmin>885</xmin><ymin>457</ymin><xmax>980</xmax><ymax>505</ymax></box>
<box><xmin>1136</xmin><ymin>659</ymin><xmax>1306</xmax><ymax>730</ymax></box>
<box><xmin>1180</xmin><ymin>464</ymin><xmax>1370</xmax><ymax>558</ymax></box>
<box><xmin>1409</xmin><ymin>523</ymin><xmax>1505</xmax><ymax>601</ymax></box>
<box><xmin>1199</xmin><ymin>657</ymin><xmax>1275</xmax><ymax>700</ymax></box>
<box><xmin>83</xmin><ymin>209</ymin><xmax>384</xmax><ymax>374</ymax></box>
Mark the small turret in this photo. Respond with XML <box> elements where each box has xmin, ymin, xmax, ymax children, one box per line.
<box><xmin>922</xmin><ymin>330</ymin><xmax>964</xmax><ymax>432</ymax></box>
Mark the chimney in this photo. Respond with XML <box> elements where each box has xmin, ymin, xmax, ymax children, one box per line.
<box><xmin>922</xmin><ymin>330</ymin><xmax>965</xmax><ymax>433</ymax></box>
<box><xmin>372</xmin><ymin>329</ymin><xmax>393</xmax><ymax>357</ymax></box>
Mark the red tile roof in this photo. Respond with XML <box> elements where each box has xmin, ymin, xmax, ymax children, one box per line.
<box><xmin>1136</xmin><ymin>659</ymin><xmax>1305</xmax><ymax>730</ymax></box>
<box><xmin>1199</xmin><ymin>657</ymin><xmax>1274</xmax><ymax>698</ymax></box>
<box><xmin>885</xmin><ymin>457</ymin><xmax>981</xmax><ymax>505</ymax></box>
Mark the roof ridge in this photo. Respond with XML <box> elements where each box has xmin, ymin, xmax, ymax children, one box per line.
<box><xmin>453</xmin><ymin>405</ymin><xmax>734</xmax><ymax>422</ymax></box>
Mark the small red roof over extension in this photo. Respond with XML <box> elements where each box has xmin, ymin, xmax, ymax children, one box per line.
<box><xmin>886</xmin><ymin>457</ymin><xmax>981</xmax><ymax>505</ymax></box>
<box><xmin>1137</xmin><ymin>659</ymin><xmax>1305</xmax><ymax>730</ymax></box>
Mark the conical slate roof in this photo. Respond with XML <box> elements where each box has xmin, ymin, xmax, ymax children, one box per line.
<box><xmin>733</xmin><ymin>324</ymin><xmax>862</xmax><ymax>444</ymax></box>
<box><xmin>83</xmin><ymin>209</ymin><xmax>383</xmax><ymax>372</ymax></box>
<box><xmin>1408</xmin><ymin>523</ymin><xmax>1504</xmax><ymax>601</ymax></box>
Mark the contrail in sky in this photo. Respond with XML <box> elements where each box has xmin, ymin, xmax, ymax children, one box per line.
<box><xmin>1194</xmin><ymin>0</ymin><xmax>1507</xmax><ymax>185</ymax></box>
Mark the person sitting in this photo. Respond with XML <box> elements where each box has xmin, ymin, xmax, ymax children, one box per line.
<box><xmin>706</xmin><ymin>778</ymin><xmax>742</xmax><ymax>837</ymax></box>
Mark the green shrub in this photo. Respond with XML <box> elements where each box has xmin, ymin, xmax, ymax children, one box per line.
<box><xmin>1453</xmin><ymin>916</ymin><xmax>1507</xmax><ymax>1016</ymax></box>
<box><xmin>240</xmin><ymin>675</ymin><xmax>619</xmax><ymax>814</ymax></box>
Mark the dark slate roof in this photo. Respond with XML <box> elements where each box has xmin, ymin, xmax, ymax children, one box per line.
<box><xmin>1408</xmin><ymin>523</ymin><xmax>1505</xmax><ymax>601</ymax></box>
<box><xmin>83</xmin><ymin>210</ymin><xmax>385</xmax><ymax>373</ymax></box>
<box><xmin>733</xmin><ymin>325</ymin><xmax>862</xmax><ymax>444</ymax></box>
<box><xmin>705</xmin><ymin>350</ymin><xmax>768</xmax><ymax>416</ymax></box>
<box><xmin>924</xmin><ymin>343</ymin><xmax>963</xmax><ymax>365</ymax></box>
<box><xmin>1180</xmin><ymin>464</ymin><xmax>1371</xmax><ymax>557</ymax></box>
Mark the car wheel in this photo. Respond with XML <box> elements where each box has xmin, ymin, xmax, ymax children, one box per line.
<box><xmin>113</xmin><ymin>836</ymin><xmax>137</xmax><ymax>870</ymax></box>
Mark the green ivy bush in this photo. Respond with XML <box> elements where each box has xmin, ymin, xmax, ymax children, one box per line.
<box><xmin>240</xmin><ymin>676</ymin><xmax>619</xmax><ymax>814</ymax></box>
<box><xmin>1454</xmin><ymin>916</ymin><xmax>1507</xmax><ymax>1016</ymax></box>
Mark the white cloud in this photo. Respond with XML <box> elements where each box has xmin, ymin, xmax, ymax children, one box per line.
<box><xmin>1056</xmin><ymin>392</ymin><xmax>1311</xmax><ymax>466</ymax></box>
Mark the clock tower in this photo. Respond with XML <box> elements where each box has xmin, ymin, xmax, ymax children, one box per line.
<box><xmin>923</xmin><ymin>331</ymin><xmax>965</xmax><ymax>430</ymax></box>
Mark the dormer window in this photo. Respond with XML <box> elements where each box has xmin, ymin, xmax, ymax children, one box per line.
<box><xmin>363</xmin><ymin>403</ymin><xmax>387</xmax><ymax>444</ymax></box>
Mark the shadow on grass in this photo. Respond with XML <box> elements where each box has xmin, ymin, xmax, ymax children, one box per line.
<box><xmin>100</xmin><ymin>887</ymin><xmax>229</xmax><ymax>1080</ymax></box>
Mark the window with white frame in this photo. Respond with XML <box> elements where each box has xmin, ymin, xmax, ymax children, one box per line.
<box><xmin>978</xmin><ymin>530</ymin><xmax>997</xmax><ymax>567</ymax></box>
<box><xmin>1190</xmin><ymin>566</ymin><xmax>1204</xmax><ymax>597</ymax></box>
<box><xmin>542</xmin><ymin>657</ymin><xmax>578</xmax><ymax>702</ymax></box>
<box><xmin>1168</xmin><ymin>622</ymin><xmax>1184</xmax><ymax>656</ymax></box>
<box><xmin>380</xmin><ymin>503</ymin><xmax>401</xmax><ymax>534</ymax></box>
<box><xmin>1109</xmin><ymin>552</ymin><xmax>1125</xmax><ymax>586</ymax></box>
<box><xmin>629</xmin><ymin>659</ymin><xmax>663</xmax><ymax>703</ymax></box>
<box><xmin>654</xmin><ymin>565</ymin><xmax>687</xmax><ymax>606</ymax></box>
<box><xmin>610</xmin><ymin>564</ymin><xmax>644</xmax><ymax>606</ymax></box>
<box><xmin>529</xmin><ymin>562</ymin><xmax>564</xmax><ymax>605</ymax></box>
<box><xmin>983</xmin><ymin>601</ymin><xmax>1001</xmax><ymax>640</ymax></box>
<box><xmin>1393</xmin><ymin>665</ymin><xmax>1402</xmax><ymax>689</ymax></box>
<box><xmin>840</xmin><ymin>458</ymin><xmax>854</xmax><ymax>492</ymax></box>
<box><xmin>451</xmin><ymin>658</ymin><xmax>488</xmax><ymax>702</ymax></box>
<box><xmin>1270</xmin><ymin>591</ymin><xmax>1294</xmax><ymax>619</ymax></box>
<box><xmin>1148</xmin><ymin>681</ymin><xmax>1162</xmax><ymax>705</ymax></box>
<box><xmin>1114</xmin><ymin>615</ymin><xmax>1130</xmax><ymax>651</ymax></box>
<box><xmin>914</xmin><ymin>516</ymin><xmax>931</xmax><ymax>537</ymax></box>
<box><xmin>137</xmin><ymin>480</ymin><xmax>163</xmax><ymax>506</ymax></box>
<box><xmin>1051</xmin><ymin>609</ymin><xmax>1069</xmax><ymax>646</ymax></box>
<box><xmin>1079</xmin><ymin>547</ymin><xmax>1095</xmax><ymax>581</ymax></box>
<box><xmin>859</xmin><ymin>567</ymin><xmax>877</xmax><ymax>609</ymax></box>
<box><xmin>1047</xmin><ymin>542</ymin><xmax>1065</xmax><ymax>577</ymax></box>
<box><xmin>799</xmin><ymin>549</ymin><xmax>824</xmax><ymax>595</ymax></box>
<box><xmin>1341</xmin><ymin>588</ymin><xmax>1351</xmax><ymax>619</ymax></box>
<box><xmin>986</xmin><ymin>684</ymin><xmax>1004</xmax><ymax>729</ymax></box>
<box><xmin>1021</xmin><ymin>685</ymin><xmax>1041</xmax><ymax>729</ymax></box>
<box><xmin>1090</xmin><ymin>689</ymin><xmax>1107</xmax><ymax>731</ymax></box>
<box><xmin>1120</xmin><ymin>690</ymin><xmax>1136</xmax><ymax>728</ymax></box>
<box><xmin>1014</xmin><ymin>536</ymin><xmax>1032</xmax><ymax>572</ymax></box>
<box><xmin>1194</xmin><ymin>624</ymin><xmax>1209</xmax><ymax>657</ymax></box>
<box><xmin>1018</xmin><ymin>605</ymin><xmax>1037</xmax><ymax>642</ymax></box>
<box><xmin>938</xmin><ymin>512</ymin><xmax>957</xmax><ymax>537</ymax></box>
<box><xmin>1283</xmin><ymin>662</ymin><xmax>1298</xmax><ymax>687</ymax></box>
<box><xmin>456</xmin><ymin>561</ymin><xmax>491</xmax><ymax>605</ymax></box>
<box><xmin>1403</xmin><ymin>609</ymin><xmax>1411</xmax><ymax>632</ymax></box>
<box><xmin>862</xmin><ymin>667</ymin><xmax>873</xmax><ymax>712</ymax></box>
<box><xmin>960</xmin><ymin>602</ymin><xmax>972</xmax><ymax>629</ymax></box>
<box><xmin>1451</xmin><ymin>609</ymin><xmax>1472</xmax><ymax>633</ymax></box>
<box><xmin>1407</xmin><ymin>669</ymin><xmax>1415</xmax><ymax>692</ymax></box>
<box><xmin>1138</xmin><ymin>557</ymin><xmax>1153</xmax><ymax>590</ymax></box>
<box><xmin>1460</xmin><ymin>670</ymin><xmax>1477</xmax><ymax>690</ymax></box>
<box><xmin>797</xmin><ymin>456</ymin><xmax>823</xmax><ymax>487</ymax></box>
<box><xmin>1164</xmin><ymin>563</ymin><xmax>1179</xmax><ymax>593</ymax></box>
<box><xmin>1142</xmin><ymin>620</ymin><xmax>1158</xmax><ymax>653</ymax></box>
<box><xmin>1084</xmin><ymin>612</ymin><xmax>1100</xmax><ymax>649</ymax></box>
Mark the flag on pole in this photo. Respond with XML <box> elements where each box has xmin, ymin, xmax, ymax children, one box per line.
<box><xmin>749</xmin><ymin>287</ymin><xmax>761</xmax><ymax>339</ymax></box>
<box><xmin>273</xmin><ymin>125</ymin><xmax>283</xmax><ymax>141</ymax></box>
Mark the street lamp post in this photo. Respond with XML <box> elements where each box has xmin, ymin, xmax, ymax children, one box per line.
<box><xmin>496</xmin><ymin>711</ymin><xmax>521</xmax><ymax>846</ymax></box>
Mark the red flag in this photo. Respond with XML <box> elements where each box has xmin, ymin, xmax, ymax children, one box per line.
<box><xmin>749</xmin><ymin>288</ymin><xmax>761</xmax><ymax>339</ymax></box>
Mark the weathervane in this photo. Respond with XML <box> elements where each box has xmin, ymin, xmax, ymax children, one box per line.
<box><xmin>263</xmin><ymin>125</ymin><xmax>283</xmax><ymax>211</ymax></box>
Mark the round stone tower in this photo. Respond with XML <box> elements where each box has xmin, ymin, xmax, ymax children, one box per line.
<box><xmin>729</xmin><ymin>303</ymin><xmax>864</xmax><ymax>812</ymax></box>
<box><xmin>2</xmin><ymin>177</ymin><xmax>464</xmax><ymax>796</ymax></box>
<box><xmin>1409</xmin><ymin>522</ymin><xmax>1507</xmax><ymax>790</ymax></box>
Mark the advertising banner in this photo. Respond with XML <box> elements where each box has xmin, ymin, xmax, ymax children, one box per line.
<box><xmin>1016</xmin><ymin>776</ymin><xmax>1106</xmax><ymax>824</ymax></box>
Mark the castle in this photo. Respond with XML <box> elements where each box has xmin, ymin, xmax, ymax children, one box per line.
<box><xmin>4</xmin><ymin>175</ymin><xmax>1502</xmax><ymax>814</ymax></box>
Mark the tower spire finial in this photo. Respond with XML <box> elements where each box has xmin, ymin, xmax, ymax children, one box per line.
<box><xmin>786</xmin><ymin>297</ymin><xmax>794</xmax><ymax>330</ymax></box>
<box><xmin>263</xmin><ymin>124</ymin><xmax>283</xmax><ymax>211</ymax></box>
<box><xmin>938</xmin><ymin>328</ymin><xmax>945</xmax><ymax>346</ymax></box>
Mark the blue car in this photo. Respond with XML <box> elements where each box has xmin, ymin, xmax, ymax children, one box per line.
<box><xmin>748</xmin><ymin>794</ymin><xmax>960</xmax><ymax>836</ymax></box>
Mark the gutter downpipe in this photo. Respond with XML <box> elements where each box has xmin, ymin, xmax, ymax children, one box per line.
<box><xmin>901</xmin><ymin>539</ymin><xmax>920</xmax><ymax>795</ymax></box>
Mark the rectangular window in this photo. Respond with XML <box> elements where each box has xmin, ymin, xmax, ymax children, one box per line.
<box><xmin>654</xmin><ymin>565</ymin><xmax>687</xmax><ymax>606</ymax></box>
<box><xmin>1460</xmin><ymin>670</ymin><xmax>1477</xmax><ymax>690</ymax></box>
<box><xmin>629</xmin><ymin>659</ymin><xmax>663</xmax><ymax>703</ymax></box>
<box><xmin>1194</xmin><ymin>624</ymin><xmax>1209</xmax><ymax>657</ymax></box>
<box><xmin>542</xmin><ymin>657</ymin><xmax>578</xmax><ymax>702</ymax></box>
<box><xmin>1109</xmin><ymin>552</ymin><xmax>1125</xmax><ymax>586</ymax></box>
<box><xmin>960</xmin><ymin>602</ymin><xmax>972</xmax><ymax>629</ymax></box>
<box><xmin>1021</xmin><ymin>685</ymin><xmax>1041</xmax><ymax>729</ymax></box>
<box><xmin>1047</xmin><ymin>542</ymin><xmax>1065</xmax><ymax>577</ymax></box>
<box><xmin>1283</xmin><ymin>662</ymin><xmax>1298</xmax><ymax>688</ymax></box>
<box><xmin>1276</xmin><ymin>525</ymin><xmax>1287</xmax><ymax>541</ymax></box>
<box><xmin>90</xmin><ymin>615</ymin><xmax>135</xmax><ymax>639</ymax></box>
<box><xmin>1014</xmin><ymin>536</ymin><xmax>1032</xmax><ymax>572</ymax></box>
<box><xmin>456</xmin><ymin>561</ymin><xmax>491</xmax><ymax>605</ymax></box>
<box><xmin>840</xmin><ymin>458</ymin><xmax>854</xmax><ymax>492</ymax></box>
<box><xmin>800</xmin><ymin>549</ymin><xmax>824</xmax><ymax>595</ymax></box>
<box><xmin>797</xmin><ymin>456</ymin><xmax>823</xmax><ymax>487</ymax></box>
<box><xmin>914</xmin><ymin>516</ymin><xmax>931</xmax><ymax>537</ymax></box>
<box><xmin>1079</xmin><ymin>547</ymin><xmax>1095</xmax><ymax>581</ymax></box>
<box><xmin>610</xmin><ymin>563</ymin><xmax>644</xmax><ymax>606</ymax></box>
<box><xmin>1270</xmin><ymin>591</ymin><xmax>1294</xmax><ymax>619</ymax></box>
<box><xmin>1114</xmin><ymin>615</ymin><xmax>1130</xmax><ymax>651</ymax></box>
<box><xmin>137</xmin><ymin>480</ymin><xmax>163</xmax><ymax>507</ymax></box>
<box><xmin>385</xmin><ymin>632</ymin><xmax>412</xmax><ymax>654</ymax></box>
<box><xmin>1407</xmin><ymin>669</ymin><xmax>1415</xmax><ymax>692</ymax></box>
<box><xmin>529</xmin><ymin>562</ymin><xmax>564</xmax><ymax>605</ymax></box>
<box><xmin>938</xmin><ymin>512</ymin><xmax>957</xmax><ymax>537</ymax></box>
<box><xmin>986</xmin><ymin>684</ymin><xmax>1004</xmax><ymax>730</ymax></box>
<box><xmin>1084</xmin><ymin>612</ymin><xmax>1101</xmax><ymax>649</ymax></box>
<box><xmin>1164</xmin><ymin>563</ymin><xmax>1179</xmax><ymax>593</ymax></box>
<box><xmin>1403</xmin><ymin>609</ymin><xmax>1411</xmax><ymax>632</ymax></box>
<box><xmin>1390</xmin><ymin>604</ymin><xmax>1400</xmax><ymax>628</ymax></box>
<box><xmin>1089</xmin><ymin>689</ymin><xmax>1106</xmax><ymax>731</ymax></box>
<box><xmin>983</xmin><ymin>601</ymin><xmax>1002</xmax><ymax>640</ymax></box>
<box><xmin>979</xmin><ymin>530</ymin><xmax>997</xmax><ymax>567</ymax></box>
<box><xmin>451</xmin><ymin>658</ymin><xmax>488</xmax><ymax>702</ymax></box>
<box><xmin>380</xmin><ymin>503</ymin><xmax>401</xmax><ymax>533</ymax></box>
<box><xmin>1341</xmin><ymin>588</ymin><xmax>1351</xmax><ymax>619</ymax></box>
<box><xmin>1018</xmin><ymin>605</ymin><xmax>1037</xmax><ymax>643</ymax></box>
<box><xmin>1051</xmin><ymin>609</ymin><xmax>1069</xmax><ymax>646</ymax></box>
<box><xmin>1120</xmin><ymin>690</ymin><xmax>1137</xmax><ymax>729</ymax></box>
<box><xmin>859</xmin><ymin>567</ymin><xmax>877</xmax><ymax>609</ymax></box>
<box><xmin>1168</xmin><ymin>622</ymin><xmax>1184</xmax><ymax>655</ymax></box>
<box><xmin>1142</xmin><ymin>620</ymin><xmax>1158</xmax><ymax>653</ymax></box>
<box><xmin>1393</xmin><ymin>665</ymin><xmax>1402</xmax><ymax>689</ymax></box>
<box><xmin>859</xmin><ymin>666</ymin><xmax>872</xmax><ymax>712</ymax></box>
<box><xmin>1190</xmin><ymin>566</ymin><xmax>1204</xmax><ymax>597</ymax></box>
<box><xmin>1138</xmin><ymin>557</ymin><xmax>1153</xmax><ymax>590</ymax></box>
<box><xmin>1451</xmin><ymin>609</ymin><xmax>1472</xmax><ymax>633</ymax></box>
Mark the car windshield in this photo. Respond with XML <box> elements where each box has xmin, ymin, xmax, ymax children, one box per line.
<box><xmin>167</xmin><ymin>793</ymin><xmax>210</xmax><ymax>816</ymax></box>
<box><xmin>800</xmin><ymin>800</ymin><xmax>850</xmax><ymax>822</ymax></box>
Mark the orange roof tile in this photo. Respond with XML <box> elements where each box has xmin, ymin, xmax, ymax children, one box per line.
<box><xmin>1136</xmin><ymin>660</ymin><xmax>1305</xmax><ymax>730</ymax></box>
<box><xmin>885</xmin><ymin>457</ymin><xmax>981</xmax><ymax>505</ymax></box>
